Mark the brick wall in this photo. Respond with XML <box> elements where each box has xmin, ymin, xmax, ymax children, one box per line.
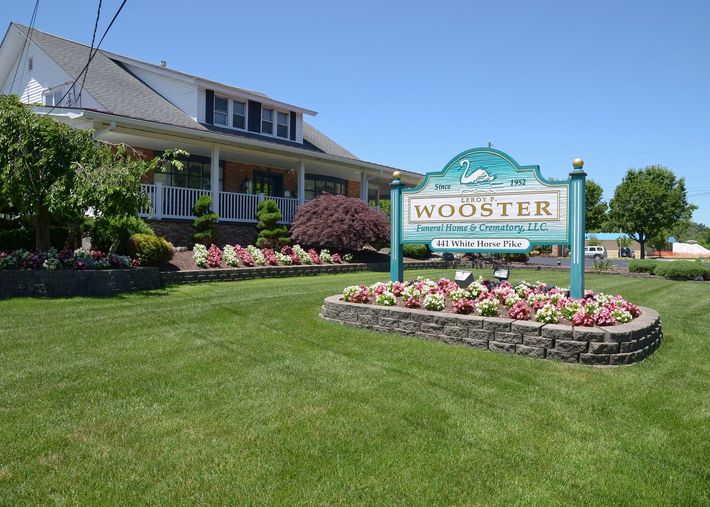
<box><xmin>347</xmin><ymin>180</ymin><xmax>361</xmax><ymax>199</ymax></box>
<box><xmin>146</xmin><ymin>219</ymin><xmax>256</xmax><ymax>248</ymax></box>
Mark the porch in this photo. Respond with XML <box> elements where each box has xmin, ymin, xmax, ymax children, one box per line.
<box><xmin>139</xmin><ymin>183</ymin><xmax>301</xmax><ymax>224</ymax></box>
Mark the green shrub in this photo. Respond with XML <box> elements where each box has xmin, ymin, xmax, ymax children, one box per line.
<box><xmin>653</xmin><ymin>261</ymin><xmax>708</xmax><ymax>280</ymax></box>
<box><xmin>403</xmin><ymin>243</ymin><xmax>430</xmax><ymax>259</ymax></box>
<box><xmin>0</xmin><ymin>225</ymin><xmax>71</xmax><ymax>251</ymax></box>
<box><xmin>192</xmin><ymin>196</ymin><xmax>218</xmax><ymax>245</ymax></box>
<box><xmin>628</xmin><ymin>259</ymin><xmax>659</xmax><ymax>273</ymax></box>
<box><xmin>128</xmin><ymin>233</ymin><xmax>174</xmax><ymax>266</ymax></box>
<box><xmin>499</xmin><ymin>253</ymin><xmax>529</xmax><ymax>263</ymax></box>
<box><xmin>91</xmin><ymin>216</ymin><xmax>154</xmax><ymax>254</ymax></box>
<box><xmin>255</xmin><ymin>199</ymin><xmax>289</xmax><ymax>249</ymax></box>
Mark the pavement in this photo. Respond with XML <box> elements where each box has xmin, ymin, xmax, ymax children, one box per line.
<box><xmin>528</xmin><ymin>256</ymin><xmax>631</xmax><ymax>268</ymax></box>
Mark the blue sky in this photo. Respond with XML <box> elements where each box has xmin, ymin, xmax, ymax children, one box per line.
<box><xmin>3</xmin><ymin>0</ymin><xmax>709</xmax><ymax>224</ymax></box>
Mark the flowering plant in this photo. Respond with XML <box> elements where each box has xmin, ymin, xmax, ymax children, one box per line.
<box><xmin>508</xmin><ymin>300</ymin><xmax>531</xmax><ymax>320</ymax></box>
<box><xmin>453</xmin><ymin>298</ymin><xmax>475</xmax><ymax>315</ymax></box>
<box><xmin>476</xmin><ymin>297</ymin><xmax>499</xmax><ymax>317</ymax></box>
<box><xmin>193</xmin><ymin>244</ymin><xmax>208</xmax><ymax>268</ymax></box>
<box><xmin>535</xmin><ymin>303</ymin><xmax>561</xmax><ymax>324</ymax></box>
<box><xmin>423</xmin><ymin>293</ymin><xmax>445</xmax><ymax>311</ymax></box>
<box><xmin>207</xmin><ymin>244</ymin><xmax>222</xmax><ymax>268</ymax></box>
<box><xmin>223</xmin><ymin>245</ymin><xmax>239</xmax><ymax>267</ymax></box>
<box><xmin>375</xmin><ymin>291</ymin><xmax>396</xmax><ymax>306</ymax></box>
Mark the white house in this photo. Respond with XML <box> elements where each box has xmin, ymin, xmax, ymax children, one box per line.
<box><xmin>0</xmin><ymin>22</ymin><xmax>420</xmax><ymax>245</ymax></box>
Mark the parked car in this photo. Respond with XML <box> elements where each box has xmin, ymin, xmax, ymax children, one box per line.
<box><xmin>584</xmin><ymin>246</ymin><xmax>607</xmax><ymax>259</ymax></box>
<box><xmin>619</xmin><ymin>247</ymin><xmax>635</xmax><ymax>258</ymax></box>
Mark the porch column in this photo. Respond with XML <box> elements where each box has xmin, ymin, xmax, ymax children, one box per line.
<box><xmin>297</xmin><ymin>159</ymin><xmax>306</xmax><ymax>204</ymax></box>
<box><xmin>359</xmin><ymin>170</ymin><xmax>369</xmax><ymax>202</ymax></box>
<box><xmin>210</xmin><ymin>144</ymin><xmax>220</xmax><ymax>218</ymax></box>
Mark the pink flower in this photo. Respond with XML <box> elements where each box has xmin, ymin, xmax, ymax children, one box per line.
<box><xmin>404</xmin><ymin>297</ymin><xmax>421</xmax><ymax>308</ymax></box>
<box><xmin>594</xmin><ymin>306</ymin><xmax>616</xmax><ymax>326</ymax></box>
<box><xmin>571</xmin><ymin>308</ymin><xmax>595</xmax><ymax>327</ymax></box>
<box><xmin>391</xmin><ymin>281</ymin><xmax>406</xmax><ymax>297</ymax></box>
<box><xmin>207</xmin><ymin>244</ymin><xmax>222</xmax><ymax>267</ymax></box>
<box><xmin>308</xmin><ymin>249</ymin><xmax>322</xmax><ymax>264</ymax></box>
<box><xmin>331</xmin><ymin>253</ymin><xmax>342</xmax><ymax>264</ymax></box>
<box><xmin>351</xmin><ymin>285</ymin><xmax>371</xmax><ymax>303</ymax></box>
<box><xmin>261</xmin><ymin>248</ymin><xmax>279</xmax><ymax>266</ymax></box>
<box><xmin>235</xmin><ymin>245</ymin><xmax>255</xmax><ymax>267</ymax></box>
<box><xmin>453</xmin><ymin>299</ymin><xmax>475</xmax><ymax>315</ymax></box>
<box><xmin>508</xmin><ymin>301</ymin><xmax>531</xmax><ymax>320</ymax></box>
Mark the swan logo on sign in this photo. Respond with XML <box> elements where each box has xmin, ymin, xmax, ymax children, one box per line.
<box><xmin>401</xmin><ymin>148</ymin><xmax>572</xmax><ymax>253</ymax></box>
<box><xmin>459</xmin><ymin>161</ymin><xmax>495</xmax><ymax>185</ymax></box>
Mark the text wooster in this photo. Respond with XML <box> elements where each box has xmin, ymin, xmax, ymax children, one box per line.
<box><xmin>409</xmin><ymin>192</ymin><xmax>560</xmax><ymax>223</ymax></box>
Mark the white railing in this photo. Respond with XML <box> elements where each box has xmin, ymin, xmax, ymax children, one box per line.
<box><xmin>270</xmin><ymin>196</ymin><xmax>300</xmax><ymax>224</ymax></box>
<box><xmin>162</xmin><ymin>186</ymin><xmax>211</xmax><ymax>219</ymax></box>
<box><xmin>139</xmin><ymin>183</ymin><xmax>301</xmax><ymax>224</ymax></box>
<box><xmin>219</xmin><ymin>191</ymin><xmax>261</xmax><ymax>223</ymax></box>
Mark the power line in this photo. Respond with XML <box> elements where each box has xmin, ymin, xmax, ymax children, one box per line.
<box><xmin>46</xmin><ymin>0</ymin><xmax>127</xmax><ymax>115</ymax></box>
<box><xmin>8</xmin><ymin>0</ymin><xmax>40</xmax><ymax>95</ymax></box>
<box><xmin>77</xmin><ymin>0</ymin><xmax>102</xmax><ymax>103</ymax></box>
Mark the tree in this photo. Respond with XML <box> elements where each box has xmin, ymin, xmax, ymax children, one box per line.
<box><xmin>0</xmin><ymin>95</ymin><xmax>95</xmax><ymax>250</ymax></box>
<box><xmin>608</xmin><ymin>165</ymin><xmax>695</xmax><ymax>258</ymax></box>
<box><xmin>0</xmin><ymin>95</ymin><xmax>187</xmax><ymax>250</ymax></box>
<box><xmin>255</xmin><ymin>199</ymin><xmax>289</xmax><ymax>249</ymax></box>
<box><xmin>191</xmin><ymin>195</ymin><xmax>218</xmax><ymax>245</ymax></box>
<box><xmin>585</xmin><ymin>180</ymin><xmax>608</xmax><ymax>232</ymax></box>
<box><xmin>290</xmin><ymin>194</ymin><xmax>389</xmax><ymax>251</ymax></box>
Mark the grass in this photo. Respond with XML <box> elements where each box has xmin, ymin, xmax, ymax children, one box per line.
<box><xmin>0</xmin><ymin>269</ymin><xmax>708</xmax><ymax>505</ymax></box>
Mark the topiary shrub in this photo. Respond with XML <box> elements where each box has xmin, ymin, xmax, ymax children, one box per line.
<box><xmin>191</xmin><ymin>195</ymin><xmax>218</xmax><ymax>245</ymax></box>
<box><xmin>255</xmin><ymin>199</ymin><xmax>289</xmax><ymax>249</ymax></box>
<box><xmin>403</xmin><ymin>243</ymin><xmax>430</xmax><ymax>259</ymax></box>
<box><xmin>128</xmin><ymin>233</ymin><xmax>174</xmax><ymax>266</ymax></box>
<box><xmin>653</xmin><ymin>261</ymin><xmax>708</xmax><ymax>280</ymax></box>
<box><xmin>91</xmin><ymin>215</ymin><xmax>154</xmax><ymax>254</ymax></box>
<box><xmin>628</xmin><ymin>259</ymin><xmax>659</xmax><ymax>273</ymax></box>
<box><xmin>290</xmin><ymin>194</ymin><xmax>389</xmax><ymax>251</ymax></box>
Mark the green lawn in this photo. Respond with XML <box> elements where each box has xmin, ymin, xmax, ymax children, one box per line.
<box><xmin>1</xmin><ymin>269</ymin><xmax>708</xmax><ymax>505</ymax></box>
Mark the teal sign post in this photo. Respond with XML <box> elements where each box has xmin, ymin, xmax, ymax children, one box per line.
<box><xmin>390</xmin><ymin>148</ymin><xmax>587</xmax><ymax>297</ymax></box>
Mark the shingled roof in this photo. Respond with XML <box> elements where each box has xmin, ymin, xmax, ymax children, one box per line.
<box><xmin>11</xmin><ymin>23</ymin><xmax>359</xmax><ymax>159</ymax></box>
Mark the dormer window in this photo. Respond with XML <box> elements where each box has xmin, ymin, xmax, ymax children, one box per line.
<box><xmin>276</xmin><ymin>112</ymin><xmax>289</xmax><ymax>138</ymax></box>
<box><xmin>43</xmin><ymin>88</ymin><xmax>64</xmax><ymax>106</ymax></box>
<box><xmin>232</xmin><ymin>100</ymin><xmax>246</xmax><ymax>129</ymax></box>
<box><xmin>214</xmin><ymin>96</ymin><xmax>228</xmax><ymax>125</ymax></box>
<box><xmin>261</xmin><ymin>108</ymin><xmax>274</xmax><ymax>134</ymax></box>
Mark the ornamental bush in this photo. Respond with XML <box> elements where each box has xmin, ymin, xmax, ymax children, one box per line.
<box><xmin>191</xmin><ymin>195</ymin><xmax>218</xmax><ymax>245</ymax></box>
<box><xmin>255</xmin><ymin>199</ymin><xmax>289</xmax><ymax>249</ymax></box>
<box><xmin>128</xmin><ymin>233</ymin><xmax>174</xmax><ymax>266</ymax></box>
<box><xmin>403</xmin><ymin>244</ymin><xmax>430</xmax><ymax>259</ymax></box>
<box><xmin>653</xmin><ymin>261</ymin><xmax>708</xmax><ymax>280</ymax></box>
<box><xmin>628</xmin><ymin>259</ymin><xmax>659</xmax><ymax>273</ymax></box>
<box><xmin>290</xmin><ymin>194</ymin><xmax>389</xmax><ymax>251</ymax></box>
<box><xmin>91</xmin><ymin>216</ymin><xmax>154</xmax><ymax>254</ymax></box>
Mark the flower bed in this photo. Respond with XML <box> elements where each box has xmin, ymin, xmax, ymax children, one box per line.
<box><xmin>191</xmin><ymin>244</ymin><xmax>352</xmax><ymax>269</ymax></box>
<box><xmin>341</xmin><ymin>277</ymin><xmax>641</xmax><ymax>327</ymax></box>
<box><xmin>0</xmin><ymin>248</ymin><xmax>137</xmax><ymax>271</ymax></box>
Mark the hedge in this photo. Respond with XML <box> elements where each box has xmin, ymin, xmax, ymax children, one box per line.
<box><xmin>628</xmin><ymin>259</ymin><xmax>659</xmax><ymax>274</ymax></box>
<box><xmin>653</xmin><ymin>261</ymin><xmax>708</xmax><ymax>280</ymax></box>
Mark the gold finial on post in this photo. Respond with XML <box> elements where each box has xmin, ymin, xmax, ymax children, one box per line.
<box><xmin>392</xmin><ymin>171</ymin><xmax>401</xmax><ymax>180</ymax></box>
<box><xmin>572</xmin><ymin>158</ymin><xmax>584</xmax><ymax>170</ymax></box>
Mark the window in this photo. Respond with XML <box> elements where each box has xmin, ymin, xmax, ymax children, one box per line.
<box><xmin>214</xmin><ymin>96</ymin><xmax>228</xmax><ymax>125</ymax></box>
<box><xmin>304</xmin><ymin>175</ymin><xmax>348</xmax><ymax>201</ymax></box>
<box><xmin>43</xmin><ymin>88</ymin><xmax>64</xmax><ymax>107</ymax></box>
<box><xmin>261</xmin><ymin>108</ymin><xmax>273</xmax><ymax>134</ymax></box>
<box><xmin>153</xmin><ymin>154</ymin><xmax>224</xmax><ymax>190</ymax></box>
<box><xmin>232</xmin><ymin>100</ymin><xmax>246</xmax><ymax>129</ymax></box>
<box><xmin>28</xmin><ymin>57</ymin><xmax>33</xmax><ymax>71</ymax></box>
<box><xmin>276</xmin><ymin>111</ymin><xmax>289</xmax><ymax>138</ymax></box>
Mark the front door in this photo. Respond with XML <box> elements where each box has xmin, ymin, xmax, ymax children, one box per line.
<box><xmin>253</xmin><ymin>171</ymin><xmax>283</xmax><ymax>197</ymax></box>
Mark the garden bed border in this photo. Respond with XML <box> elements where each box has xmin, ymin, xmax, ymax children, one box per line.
<box><xmin>320</xmin><ymin>295</ymin><xmax>662</xmax><ymax>366</ymax></box>
<box><xmin>0</xmin><ymin>261</ymin><xmax>456</xmax><ymax>298</ymax></box>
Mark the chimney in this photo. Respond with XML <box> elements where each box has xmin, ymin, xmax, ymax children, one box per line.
<box><xmin>160</xmin><ymin>60</ymin><xmax>166</xmax><ymax>67</ymax></box>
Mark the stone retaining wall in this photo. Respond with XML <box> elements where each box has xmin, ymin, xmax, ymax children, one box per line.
<box><xmin>0</xmin><ymin>261</ymin><xmax>455</xmax><ymax>298</ymax></box>
<box><xmin>160</xmin><ymin>261</ymin><xmax>453</xmax><ymax>285</ymax></box>
<box><xmin>0</xmin><ymin>268</ymin><xmax>162</xmax><ymax>298</ymax></box>
<box><xmin>320</xmin><ymin>295</ymin><xmax>662</xmax><ymax>366</ymax></box>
